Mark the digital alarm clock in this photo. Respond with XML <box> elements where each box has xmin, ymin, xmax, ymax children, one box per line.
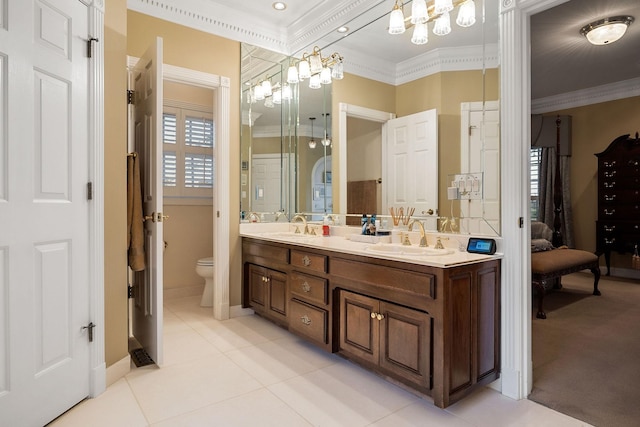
<box><xmin>466</xmin><ymin>238</ymin><xmax>497</xmax><ymax>255</ymax></box>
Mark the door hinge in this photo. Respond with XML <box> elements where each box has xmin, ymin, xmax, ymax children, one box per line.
<box><xmin>87</xmin><ymin>37</ymin><xmax>99</xmax><ymax>58</ymax></box>
<box><xmin>87</xmin><ymin>182</ymin><xmax>93</xmax><ymax>200</ymax></box>
<box><xmin>82</xmin><ymin>322</ymin><xmax>96</xmax><ymax>342</ymax></box>
<box><xmin>128</xmin><ymin>285</ymin><xmax>134</xmax><ymax>299</ymax></box>
<box><xmin>127</xmin><ymin>90</ymin><xmax>135</xmax><ymax>105</ymax></box>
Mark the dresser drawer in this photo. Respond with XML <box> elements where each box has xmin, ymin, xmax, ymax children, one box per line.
<box><xmin>242</xmin><ymin>240</ymin><xmax>289</xmax><ymax>263</ymax></box>
<box><xmin>290</xmin><ymin>272</ymin><xmax>328</xmax><ymax>305</ymax></box>
<box><xmin>600</xmin><ymin>204</ymin><xmax>640</xmax><ymax>219</ymax></box>
<box><xmin>291</xmin><ymin>250</ymin><xmax>327</xmax><ymax>273</ymax></box>
<box><xmin>289</xmin><ymin>299</ymin><xmax>328</xmax><ymax>345</ymax></box>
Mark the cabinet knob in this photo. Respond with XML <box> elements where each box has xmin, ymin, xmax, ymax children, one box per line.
<box><xmin>301</xmin><ymin>315</ymin><xmax>311</xmax><ymax>326</ymax></box>
<box><xmin>370</xmin><ymin>312</ymin><xmax>377</xmax><ymax>319</ymax></box>
<box><xmin>302</xmin><ymin>281</ymin><xmax>311</xmax><ymax>293</ymax></box>
<box><xmin>376</xmin><ymin>313</ymin><xmax>385</xmax><ymax>321</ymax></box>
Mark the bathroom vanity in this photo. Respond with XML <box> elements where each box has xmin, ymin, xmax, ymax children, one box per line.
<box><xmin>241</xmin><ymin>228</ymin><xmax>501</xmax><ymax>408</ymax></box>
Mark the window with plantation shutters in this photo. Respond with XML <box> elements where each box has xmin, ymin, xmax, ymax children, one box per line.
<box><xmin>163</xmin><ymin>104</ymin><xmax>214</xmax><ymax>204</ymax></box>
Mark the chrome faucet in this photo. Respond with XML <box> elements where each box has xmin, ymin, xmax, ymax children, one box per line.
<box><xmin>408</xmin><ymin>219</ymin><xmax>428</xmax><ymax>247</ymax></box>
<box><xmin>291</xmin><ymin>214</ymin><xmax>309</xmax><ymax>234</ymax></box>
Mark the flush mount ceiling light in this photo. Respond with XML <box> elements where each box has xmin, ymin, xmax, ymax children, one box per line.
<box><xmin>388</xmin><ymin>0</ymin><xmax>476</xmax><ymax>45</ymax></box>
<box><xmin>580</xmin><ymin>16</ymin><xmax>634</xmax><ymax>45</ymax></box>
<box><xmin>272</xmin><ymin>2</ymin><xmax>286</xmax><ymax>11</ymax></box>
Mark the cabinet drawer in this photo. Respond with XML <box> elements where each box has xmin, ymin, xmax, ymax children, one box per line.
<box><xmin>290</xmin><ymin>272</ymin><xmax>328</xmax><ymax>305</ymax></box>
<box><xmin>289</xmin><ymin>299</ymin><xmax>328</xmax><ymax>345</ymax></box>
<box><xmin>243</xmin><ymin>240</ymin><xmax>289</xmax><ymax>263</ymax></box>
<box><xmin>291</xmin><ymin>250</ymin><xmax>327</xmax><ymax>273</ymax></box>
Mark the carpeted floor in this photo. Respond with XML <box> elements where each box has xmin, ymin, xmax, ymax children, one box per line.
<box><xmin>530</xmin><ymin>271</ymin><xmax>640</xmax><ymax>427</ymax></box>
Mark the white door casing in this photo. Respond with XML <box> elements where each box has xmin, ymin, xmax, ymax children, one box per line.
<box><xmin>460</xmin><ymin>101</ymin><xmax>500</xmax><ymax>235</ymax></box>
<box><xmin>132</xmin><ymin>37</ymin><xmax>164</xmax><ymax>366</ymax></box>
<box><xmin>0</xmin><ymin>0</ymin><xmax>105</xmax><ymax>425</ymax></box>
<box><xmin>383</xmin><ymin>109</ymin><xmax>438</xmax><ymax>218</ymax></box>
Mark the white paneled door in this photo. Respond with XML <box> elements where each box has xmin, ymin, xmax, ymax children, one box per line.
<box><xmin>0</xmin><ymin>1</ymin><xmax>92</xmax><ymax>426</ymax></box>
<box><xmin>132</xmin><ymin>37</ymin><xmax>164</xmax><ymax>366</ymax></box>
<box><xmin>383</xmin><ymin>109</ymin><xmax>438</xmax><ymax>222</ymax></box>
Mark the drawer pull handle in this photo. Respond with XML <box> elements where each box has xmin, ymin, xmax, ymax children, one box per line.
<box><xmin>605</xmin><ymin>238</ymin><xmax>616</xmax><ymax>245</ymax></box>
<box><xmin>628</xmin><ymin>159</ymin><xmax>639</xmax><ymax>166</ymax></box>
<box><xmin>604</xmin><ymin>226</ymin><xmax>616</xmax><ymax>232</ymax></box>
<box><xmin>302</xmin><ymin>255</ymin><xmax>311</xmax><ymax>267</ymax></box>
<box><xmin>301</xmin><ymin>315</ymin><xmax>311</xmax><ymax>326</ymax></box>
<box><xmin>604</xmin><ymin>171</ymin><xmax>616</xmax><ymax>178</ymax></box>
<box><xmin>604</xmin><ymin>209</ymin><xmax>615</xmax><ymax>216</ymax></box>
<box><xmin>302</xmin><ymin>281</ymin><xmax>311</xmax><ymax>293</ymax></box>
<box><xmin>604</xmin><ymin>161</ymin><xmax>616</xmax><ymax>167</ymax></box>
<box><xmin>605</xmin><ymin>195</ymin><xmax>616</xmax><ymax>201</ymax></box>
<box><xmin>604</xmin><ymin>181</ymin><xmax>615</xmax><ymax>188</ymax></box>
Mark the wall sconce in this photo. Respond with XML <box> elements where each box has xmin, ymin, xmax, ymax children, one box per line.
<box><xmin>287</xmin><ymin>46</ymin><xmax>344</xmax><ymax>89</ymax></box>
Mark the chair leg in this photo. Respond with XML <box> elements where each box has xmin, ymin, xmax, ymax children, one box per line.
<box><xmin>533</xmin><ymin>281</ymin><xmax>547</xmax><ymax>319</ymax></box>
<box><xmin>591</xmin><ymin>266</ymin><xmax>601</xmax><ymax>296</ymax></box>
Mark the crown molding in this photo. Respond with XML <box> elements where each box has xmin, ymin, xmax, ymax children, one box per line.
<box><xmin>127</xmin><ymin>0</ymin><xmax>289</xmax><ymax>54</ymax></box>
<box><xmin>531</xmin><ymin>77</ymin><xmax>640</xmax><ymax>114</ymax></box>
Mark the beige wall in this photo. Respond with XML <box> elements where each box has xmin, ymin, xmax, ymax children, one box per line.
<box><xmin>104</xmin><ymin>0</ymin><xmax>129</xmax><ymax>368</ymax></box>
<box><xmin>546</xmin><ymin>96</ymin><xmax>640</xmax><ymax>270</ymax></box>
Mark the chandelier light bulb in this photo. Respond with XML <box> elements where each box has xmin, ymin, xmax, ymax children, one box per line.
<box><xmin>281</xmin><ymin>83</ymin><xmax>292</xmax><ymax>101</ymax></box>
<box><xmin>434</xmin><ymin>0</ymin><xmax>453</xmax><ymax>15</ymax></box>
<box><xmin>287</xmin><ymin>64</ymin><xmax>299</xmax><ymax>84</ymax></box>
<box><xmin>253</xmin><ymin>84</ymin><xmax>264</xmax><ymax>101</ymax></box>
<box><xmin>309</xmin><ymin>52</ymin><xmax>323</xmax><ymax>75</ymax></box>
<box><xmin>298</xmin><ymin>59</ymin><xmax>311</xmax><ymax>80</ymax></box>
<box><xmin>388</xmin><ymin>0</ymin><xmax>405</xmax><ymax>35</ymax></box>
<box><xmin>456</xmin><ymin>0</ymin><xmax>476</xmax><ymax>27</ymax></box>
<box><xmin>272</xmin><ymin>88</ymin><xmax>282</xmax><ymax>104</ymax></box>
<box><xmin>331</xmin><ymin>61</ymin><xmax>344</xmax><ymax>80</ymax></box>
<box><xmin>411</xmin><ymin>22</ymin><xmax>429</xmax><ymax>45</ymax></box>
<box><xmin>433</xmin><ymin>12</ymin><xmax>452</xmax><ymax>36</ymax></box>
<box><xmin>309</xmin><ymin>73</ymin><xmax>321</xmax><ymax>89</ymax></box>
<box><xmin>320</xmin><ymin>67</ymin><xmax>332</xmax><ymax>85</ymax></box>
<box><xmin>411</xmin><ymin>0</ymin><xmax>428</xmax><ymax>24</ymax></box>
<box><xmin>261</xmin><ymin>79</ymin><xmax>272</xmax><ymax>97</ymax></box>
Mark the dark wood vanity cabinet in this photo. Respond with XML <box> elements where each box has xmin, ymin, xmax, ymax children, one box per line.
<box><xmin>595</xmin><ymin>133</ymin><xmax>640</xmax><ymax>275</ymax></box>
<box><xmin>242</xmin><ymin>237</ymin><xmax>500</xmax><ymax>409</ymax></box>
<box><xmin>339</xmin><ymin>290</ymin><xmax>432</xmax><ymax>391</ymax></box>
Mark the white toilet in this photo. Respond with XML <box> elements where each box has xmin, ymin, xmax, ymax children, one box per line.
<box><xmin>196</xmin><ymin>257</ymin><xmax>214</xmax><ymax>307</ymax></box>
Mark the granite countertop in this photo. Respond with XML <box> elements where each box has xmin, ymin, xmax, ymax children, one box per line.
<box><xmin>240</xmin><ymin>222</ymin><xmax>503</xmax><ymax>268</ymax></box>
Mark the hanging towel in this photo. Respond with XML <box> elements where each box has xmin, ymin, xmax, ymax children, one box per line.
<box><xmin>127</xmin><ymin>154</ymin><xmax>146</xmax><ymax>271</ymax></box>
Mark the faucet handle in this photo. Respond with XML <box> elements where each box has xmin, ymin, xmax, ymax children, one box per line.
<box><xmin>402</xmin><ymin>233</ymin><xmax>412</xmax><ymax>246</ymax></box>
<box><xmin>294</xmin><ymin>226</ymin><xmax>301</xmax><ymax>234</ymax></box>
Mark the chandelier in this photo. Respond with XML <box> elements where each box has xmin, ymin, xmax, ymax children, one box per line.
<box><xmin>287</xmin><ymin>46</ymin><xmax>344</xmax><ymax>89</ymax></box>
<box><xmin>389</xmin><ymin>0</ymin><xmax>477</xmax><ymax>45</ymax></box>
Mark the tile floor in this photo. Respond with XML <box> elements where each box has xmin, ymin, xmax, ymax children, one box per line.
<box><xmin>50</xmin><ymin>295</ymin><xmax>592</xmax><ymax>427</ymax></box>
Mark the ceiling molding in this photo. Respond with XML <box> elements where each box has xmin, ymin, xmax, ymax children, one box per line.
<box><xmin>531</xmin><ymin>77</ymin><xmax>640</xmax><ymax>114</ymax></box>
<box><xmin>127</xmin><ymin>0</ymin><xmax>289</xmax><ymax>54</ymax></box>
<box><xmin>395</xmin><ymin>44</ymin><xmax>500</xmax><ymax>85</ymax></box>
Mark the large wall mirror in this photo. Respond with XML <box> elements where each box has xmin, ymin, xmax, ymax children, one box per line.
<box><xmin>240</xmin><ymin>0</ymin><xmax>500</xmax><ymax>236</ymax></box>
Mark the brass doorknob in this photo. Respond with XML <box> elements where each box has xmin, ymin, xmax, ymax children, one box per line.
<box><xmin>376</xmin><ymin>313</ymin><xmax>385</xmax><ymax>321</ymax></box>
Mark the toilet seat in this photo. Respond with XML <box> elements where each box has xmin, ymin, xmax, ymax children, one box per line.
<box><xmin>197</xmin><ymin>257</ymin><xmax>214</xmax><ymax>267</ymax></box>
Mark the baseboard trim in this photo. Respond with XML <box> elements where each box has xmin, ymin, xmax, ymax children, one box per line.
<box><xmin>603</xmin><ymin>266</ymin><xmax>640</xmax><ymax>281</ymax></box>
<box><xmin>106</xmin><ymin>355</ymin><xmax>131</xmax><ymax>387</ymax></box>
<box><xmin>164</xmin><ymin>284</ymin><xmax>204</xmax><ymax>300</ymax></box>
<box><xmin>230</xmin><ymin>305</ymin><xmax>254</xmax><ymax>318</ymax></box>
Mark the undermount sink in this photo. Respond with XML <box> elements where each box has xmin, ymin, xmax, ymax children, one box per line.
<box><xmin>365</xmin><ymin>244</ymin><xmax>454</xmax><ymax>256</ymax></box>
<box><xmin>262</xmin><ymin>231</ymin><xmax>319</xmax><ymax>240</ymax></box>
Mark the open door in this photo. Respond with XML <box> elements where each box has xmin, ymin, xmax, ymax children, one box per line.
<box><xmin>383</xmin><ymin>109</ymin><xmax>438</xmax><ymax>225</ymax></box>
<box><xmin>131</xmin><ymin>37</ymin><xmax>164</xmax><ymax>366</ymax></box>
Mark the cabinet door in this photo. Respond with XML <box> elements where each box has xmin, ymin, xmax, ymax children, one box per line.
<box><xmin>248</xmin><ymin>264</ymin><xmax>266</xmax><ymax>313</ymax></box>
<box><xmin>379</xmin><ymin>301</ymin><xmax>432</xmax><ymax>390</ymax></box>
<box><xmin>339</xmin><ymin>290</ymin><xmax>379</xmax><ymax>365</ymax></box>
<box><xmin>267</xmin><ymin>269</ymin><xmax>288</xmax><ymax>322</ymax></box>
